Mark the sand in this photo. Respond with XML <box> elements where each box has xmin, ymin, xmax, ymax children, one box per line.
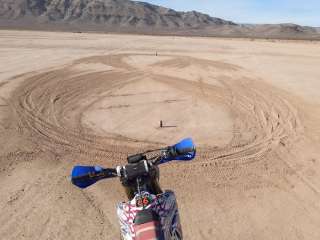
<box><xmin>0</xmin><ymin>30</ymin><xmax>320</xmax><ymax>240</ymax></box>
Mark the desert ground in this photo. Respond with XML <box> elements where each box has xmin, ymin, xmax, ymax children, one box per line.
<box><xmin>0</xmin><ymin>30</ymin><xmax>320</xmax><ymax>240</ymax></box>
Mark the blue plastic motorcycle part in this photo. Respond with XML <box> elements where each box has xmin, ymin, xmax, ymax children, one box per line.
<box><xmin>174</xmin><ymin>138</ymin><xmax>196</xmax><ymax>155</ymax></box>
<box><xmin>71</xmin><ymin>166</ymin><xmax>103</xmax><ymax>189</ymax></box>
<box><xmin>160</xmin><ymin>138</ymin><xmax>196</xmax><ymax>164</ymax></box>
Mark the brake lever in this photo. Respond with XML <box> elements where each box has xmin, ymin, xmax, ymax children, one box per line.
<box><xmin>150</xmin><ymin>153</ymin><xmax>166</xmax><ymax>165</ymax></box>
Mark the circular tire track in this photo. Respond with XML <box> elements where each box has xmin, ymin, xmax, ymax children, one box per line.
<box><xmin>1</xmin><ymin>53</ymin><xmax>308</xmax><ymax>240</ymax></box>
<box><xmin>150</xmin><ymin>56</ymin><xmax>303</xmax><ymax>166</ymax></box>
<box><xmin>6</xmin><ymin>53</ymin><xmax>303</xmax><ymax>176</ymax></box>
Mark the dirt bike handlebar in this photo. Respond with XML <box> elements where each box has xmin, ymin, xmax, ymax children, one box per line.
<box><xmin>71</xmin><ymin>138</ymin><xmax>196</xmax><ymax>189</ymax></box>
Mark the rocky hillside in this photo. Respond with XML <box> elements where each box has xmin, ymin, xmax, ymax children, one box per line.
<box><xmin>0</xmin><ymin>0</ymin><xmax>319</xmax><ymax>40</ymax></box>
<box><xmin>0</xmin><ymin>0</ymin><xmax>235</xmax><ymax>28</ymax></box>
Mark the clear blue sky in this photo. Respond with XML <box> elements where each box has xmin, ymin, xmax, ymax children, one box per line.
<box><xmin>141</xmin><ymin>0</ymin><xmax>320</xmax><ymax>27</ymax></box>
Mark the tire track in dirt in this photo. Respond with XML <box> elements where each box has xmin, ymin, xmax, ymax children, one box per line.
<box><xmin>6</xmin><ymin>53</ymin><xmax>304</xmax><ymax>176</ymax></box>
<box><xmin>139</xmin><ymin>55</ymin><xmax>307</xmax><ymax>194</ymax></box>
<box><xmin>150</xmin><ymin>56</ymin><xmax>303</xmax><ymax>166</ymax></box>
<box><xmin>1</xmin><ymin>53</ymin><xmax>308</xmax><ymax>239</ymax></box>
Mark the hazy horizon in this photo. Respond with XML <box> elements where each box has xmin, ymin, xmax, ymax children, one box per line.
<box><xmin>141</xmin><ymin>0</ymin><xmax>320</xmax><ymax>27</ymax></box>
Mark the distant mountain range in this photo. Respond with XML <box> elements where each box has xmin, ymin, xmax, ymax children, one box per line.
<box><xmin>0</xmin><ymin>0</ymin><xmax>319</xmax><ymax>40</ymax></box>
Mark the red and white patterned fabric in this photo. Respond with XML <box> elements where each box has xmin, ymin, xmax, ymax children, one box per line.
<box><xmin>117</xmin><ymin>191</ymin><xmax>182</xmax><ymax>240</ymax></box>
<box><xmin>134</xmin><ymin>221</ymin><xmax>160</xmax><ymax>240</ymax></box>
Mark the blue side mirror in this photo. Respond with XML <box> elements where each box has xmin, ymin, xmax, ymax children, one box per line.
<box><xmin>71</xmin><ymin>166</ymin><xmax>103</xmax><ymax>189</ymax></box>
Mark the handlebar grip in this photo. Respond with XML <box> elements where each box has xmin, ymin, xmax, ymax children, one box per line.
<box><xmin>176</xmin><ymin>147</ymin><xmax>195</xmax><ymax>155</ymax></box>
<box><xmin>102</xmin><ymin>168</ymin><xmax>118</xmax><ymax>178</ymax></box>
<box><xmin>167</xmin><ymin>146</ymin><xmax>194</xmax><ymax>158</ymax></box>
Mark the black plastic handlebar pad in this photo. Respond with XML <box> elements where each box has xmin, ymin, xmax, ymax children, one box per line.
<box><xmin>127</xmin><ymin>154</ymin><xmax>147</xmax><ymax>164</ymax></box>
<box><xmin>124</xmin><ymin>161</ymin><xmax>149</xmax><ymax>180</ymax></box>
